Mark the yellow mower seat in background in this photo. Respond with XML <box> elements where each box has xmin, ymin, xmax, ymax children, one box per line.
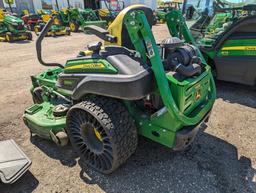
<box><xmin>42</xmin><ymin>15</ymin><xmax>51</xmax><ymax>23</ymax></box>
<box><xmin>62</xmin><ymin>8</ymin><xmax>68</xmax><ymax>14</ymax></box>
<box><xmin>106</xmin><ymin>4</ymin><xmax>154</xmax><ymax>49</ymax></box>
<box><xmin>51</xmin><ymin>10</ymin><xmax>58</xmax><ymax>15</ymax></box>
<box><xmin>98</xmin><ymin>9</ymin><xmax>110</xmax><ymax>17</ymax></box>
<box><xmin>0</xmin><ymin>9</ymin><xmax>4</xmax><ymax>22</ymax></box>
<box><xmin>22</xmin><ymin>9</ymin><xmax>29</xmax><ymax>15</ymax></box>
<box><xmin>37</xmin><ymin>9</ymin><xmax>43</xmax><ymax>15</ymax></box>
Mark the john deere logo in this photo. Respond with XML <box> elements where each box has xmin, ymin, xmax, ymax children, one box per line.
<box><xmin>195</xmin><ymin>90</ymin><xmax>201</xmax><ymax>100</ymax></box>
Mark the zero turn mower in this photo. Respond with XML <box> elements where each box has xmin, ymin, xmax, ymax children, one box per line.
<box><xmin>55</xmin><ymin>0</ymin><xmax>106</xmax><ymax>32</ymax></box>
<box><xmin>156</xmin><ymin>1</ymin><xmax>182</xmax><ymax>24</ymax></box>
<box><xmin>21</xmin><ymin>10</ymin><xmax>41</xmax><ymax>31</ymax></box>
<box><xmin>23</xmin><ymin>5</ymin><xmax>216</xmax><ymax>174</ymax></box>
<box><xmin>98</xmin><ymin>0</ymin><xmax>124</xmax><ymax>26</ymax></box>
<box><xmin>0</xmin><ymin>9</ymin><xmax>32</xmax><ymax>42</ymax></box>
<box><xmin>34</xmin><ymin>9</ymin><xmax>70</xmax><ymax>37</ymax></box>
<box><xmin>184</xmin><ymin>0</ymin><xmax>256</xmax><ymax>86</ymax></box>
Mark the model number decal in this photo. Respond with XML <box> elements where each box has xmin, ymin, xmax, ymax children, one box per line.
<box><xmin>65</xmin><ymin>63</ymin><xmax>105</xmax><ymax>70</ymax></box>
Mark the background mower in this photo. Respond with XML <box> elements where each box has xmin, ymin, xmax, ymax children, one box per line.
<box><xmin>156</xmin><ymin>0</ymin><xmax>182</xmax><ymax>24</ymax></box>
<box><xmin>21</xmin><ymin>10</ymin><xmax>41</xmax><ymax>31</ymax></box>
<box><xmin>0</xmin><ymin>9</ymin><xmax>32</xmax><ymax>42</ymax></box>
<box><xmin>34</xmin><ymin>9</ymin><xmax>70</xmax><ymax>37</ymax></box>
<box><xmin>183</xmin><ymin>0</ymin><xmax>256</xmax><ymax>86</ymax></box>
<box><xmin>97</xmin><ymin>0</ymin><xmax>124</xmax><ymax>26</ymax></box>
<box><xmin>55</xmin><ymin>0</ymin><xmax>107</xmax><ymax>32</ymax></box>
<box><xmin>23</xmin><ymin>5</ymin><xmax>216</xmax><ymax>174</ymax></box>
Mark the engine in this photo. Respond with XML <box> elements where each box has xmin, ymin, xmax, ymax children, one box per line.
<box><xmin>160</xmin><ymin>37</ymin><xmax>202</xmax><ymax>78</ymax></box>
<box><xmin>141</xmin><ymin>37</ymin><xmax>203</xmax><ymax>113</ymax></box>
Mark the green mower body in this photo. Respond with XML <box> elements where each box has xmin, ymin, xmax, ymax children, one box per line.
<box><xmin>0</xmin><ymin>14</ymin><xmax>32</xmax><ymax>42</ymax></box>
<box><xmin>23</xmin><ymin>5</ymin><xmax>215</xmax><ymax>174</ymax></box>
<box><xmin>58</xmin><ymin>8</ymin><xmax>107</xmax><ymax>32</ymax></box>
<box><xmin>185</xmin><ymin>0</ymin><xmax>256</xmax><ymax>86</ymax></box>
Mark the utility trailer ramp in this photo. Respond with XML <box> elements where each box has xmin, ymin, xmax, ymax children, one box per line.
<box><xmin>0</xmin><ymin>139</ymin><xmax>32</xmax><ymax>184</ymax></box>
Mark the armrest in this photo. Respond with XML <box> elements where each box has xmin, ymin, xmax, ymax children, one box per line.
<box><xmin>84</xmin><ymin>25</ymin><xmax>117</xmax><ymax>43</ymax></box>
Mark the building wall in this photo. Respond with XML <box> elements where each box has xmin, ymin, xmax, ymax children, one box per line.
<box><xmin>1</xmin><ymin>0</ymin><xmax>34</xmax><ymax>14</ymax></box>
<box><xmin>0</xmin><ymin>0</ymin><xmax>4</xmax><ymax>9</ymax></box>
<box><xmin>33</xmin><ymin>0</ymin><xmax>84</xmax><ymax>12</ymax></box>
<box><xmin>127</xmin><ymin>0</ymin><xmax>157</xmax><ymax>10</ymax></box>
<box><xmin>16</xmin><ymin>0</ymin><xmax>35</xmax><ymax>14</ymax></box>
<box><xmin>1</xmin><ymin>0</ymin><xmax>156</xmax><ymax>15</ymax></box>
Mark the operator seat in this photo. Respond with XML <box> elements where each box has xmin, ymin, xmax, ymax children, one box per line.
<box><xmin>107</xmin><ymin>4</ymin><xmax>154</xmax><ymax>49</ymax></box>
<box><xmin>65</xmin><ymin>5</ymin><xmax>155</xmax><ymax>100</ymax></box>
<box><xmin>84</xmin><ymin>5</ymin><xmax>154</xmax><ymax>50</ymax></box>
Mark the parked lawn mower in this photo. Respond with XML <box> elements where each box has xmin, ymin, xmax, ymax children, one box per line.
<box><xmin>184</xmin><ymin>0</ymin><xmax>256</xmax><ymax>86</ymax></box>
<box><xmin>34</xmin><ymin>9</ymin><xmax>70</xmax><ymax>37</ymax></box>
<box><xmin>98</xmin><ymin>0</ymin><xmax>124</xmax><ymax>26</ymax></box>
<box><xmin>156</xmin><ymin>0</ymin><xmax>182</xmax><ymax>23</ymax></box>
<box><xmin>23</xmin><ymin>5</ymin><xmax>215</xmax><ymax>174</ymax></box>
<box><xmin>56</xmin><ymin>5</ymin><xmax>106</xmax><ymax>32</ymax></box>
<box><xmin>21</xmin><ymin>10</ymin><xmax>41</xmax><ymax>31</ymax></box>
<box><xmin>0</xmin><ymin>9</ymin><xmax>32</xmax><ymax>42</ymax></box>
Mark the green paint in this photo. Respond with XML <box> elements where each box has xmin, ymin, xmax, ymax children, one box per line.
<box><xmin>23</xmin><ymin>102</ymin><xmax>66</xmax><ymax>139</ymax></box>
<box><xmin>24</xmin><ymin>9</ymin><xmax>215</xmax><ymax>149</ymax></box>
<box><xmin>64</xmin><ymin>58</ymin><xmax>117</xmax><ymax>74</ymax></box>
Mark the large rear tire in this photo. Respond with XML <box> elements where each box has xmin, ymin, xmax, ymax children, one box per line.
<box><xmin>66</xmin><ymin>97</ymin><xmax>138</xmax><ymax>174</ymax></box>
<box><xmin>69</xmin><ymin>21</ymin><xmax>79</xmax><ymax>32</ymax></box>
<box><xmin>27</xmin><ymin>32</ymin><xmax>33</xmax><ymax>40</ymax></box>
<box><xmin>5</xmin><ymin>32</ymin><xmax>13</xmax><ymax>42</ymax></box>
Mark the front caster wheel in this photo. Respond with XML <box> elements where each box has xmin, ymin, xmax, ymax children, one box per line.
<box><xmin>66</xmin><ymin>97</ymin><xmax>138</xmax><ymax>174</ymax></box>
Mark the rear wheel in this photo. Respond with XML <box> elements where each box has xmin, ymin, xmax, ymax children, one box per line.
<box><xmin>27</xmin><ymin>32</ymin><xmax>32</xmax><ymax>40</ymax></box>
<box><xmin>5</xmin><ymin>32</ymin><xmax>13</xmax><ymax>42</ymax></box>
<box><xmin>160</xmin><ymin>19</ymin><xmax>165</xmax><ymax>24</ymax></box>
<box><xmin>69</xmin><ymin>22</ymin><xmax>79</xmax><ymax>32</ymax></box>
<box><xmin>66</xmin><ymin>97</ymin><xmax>138</xmax><ymax>174</ymax></box>
<box><xmin>34</xmin><ymin>26</ymin><xmax>40</xmax><ymax>36</ymax></box>
<box><xmin>66</xmin><ymin>28</ymin><xmax>71</xmax><ymax>36</ymax></box>
<box><xmin>51</xmin><ymin>31</ymin><xmax>56</xmax><ymax>37</ymax></box>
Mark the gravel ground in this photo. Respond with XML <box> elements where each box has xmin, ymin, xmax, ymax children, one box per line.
<box><xmin>0</xmin><ymin>24</ymin><xmax>255</xmax><ymax>193</ymax></box>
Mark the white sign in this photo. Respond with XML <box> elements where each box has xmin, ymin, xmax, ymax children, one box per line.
<box><xmin>3</xmin><ymin>0</ymin><xmax>16</xmax><ymax>8</ymax></box>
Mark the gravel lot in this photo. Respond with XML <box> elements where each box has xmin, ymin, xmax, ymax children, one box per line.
<box><xmin>0</xmin><ymin>24</ymin><xmax>255</xmax><ymax>193</ymax></box>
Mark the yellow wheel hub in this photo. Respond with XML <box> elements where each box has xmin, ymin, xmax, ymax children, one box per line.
<box><xmin>70</xmin><ymin>23</ymin><xmax>76</xmax><ymax>31</ymax></box>
<box><xmin>5</xmin><ymin>34</ymin><xmax>9</xmax><ymax>41</ymax></box>
<box><xmin>94</xmin><ymin>128</ymin><xmax>103</xmax><ymax>142</ymax></box>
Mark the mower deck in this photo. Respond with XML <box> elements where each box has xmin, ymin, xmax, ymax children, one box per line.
<box><xmin>23</xmin><ymin>102</ymin><xmax>66</xmax><ymax>140</ymax></box>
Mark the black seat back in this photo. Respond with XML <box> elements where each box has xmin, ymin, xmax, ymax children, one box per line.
<box><xmin>107</xmin><ymin>5</ymin><xmax>154</xmax><ymax>50</ymax></box>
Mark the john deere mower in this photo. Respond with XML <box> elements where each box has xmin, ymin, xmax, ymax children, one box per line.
<box><xmin>98</xmin><ymin>0</ymin><xmax>124</xmax><ymax>26</ymax></box>
<box><xmin>57</xmin><ymin>6</ymin><xmax>107</xmax><ymax>32</ymax></box>
<box><xmin>21</xmin><ymin>10</ymin><xmax>41</xmax><ymax>31</ymax></box>
<box><xmin>0</xmin><ymin>9</ymin><xmax>32</xmax><ymax>42</ymax></box>
<box><xmin>23</xmin><ymin>5</ymin><xmax>215</xmax><ymax>174</ymax></box>
<box><xmin>184</xmin><ymin>0</ymin><xmax>256</xmax><ymax>86</ymax></box>
<box><xmin>34</xmin><ymin>9</ymin><xmax>70</xmax><ymax>37</ymax></box>
<box><xmin>156</xmin><ymin>1</ymin><xmax>182</xmax><ymax>24</ymax></box>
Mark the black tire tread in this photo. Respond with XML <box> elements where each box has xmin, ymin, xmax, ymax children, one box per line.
<box><xmin>66</xmin><ymin>96</ymin><xmax>138</xmax><ymax>174</ymax></box>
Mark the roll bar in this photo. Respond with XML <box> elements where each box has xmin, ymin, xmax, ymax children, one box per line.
<box><xmin>36</xmin><ymin>17</ymin><xmax>64</xmax><ymax>68</ymax></box>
